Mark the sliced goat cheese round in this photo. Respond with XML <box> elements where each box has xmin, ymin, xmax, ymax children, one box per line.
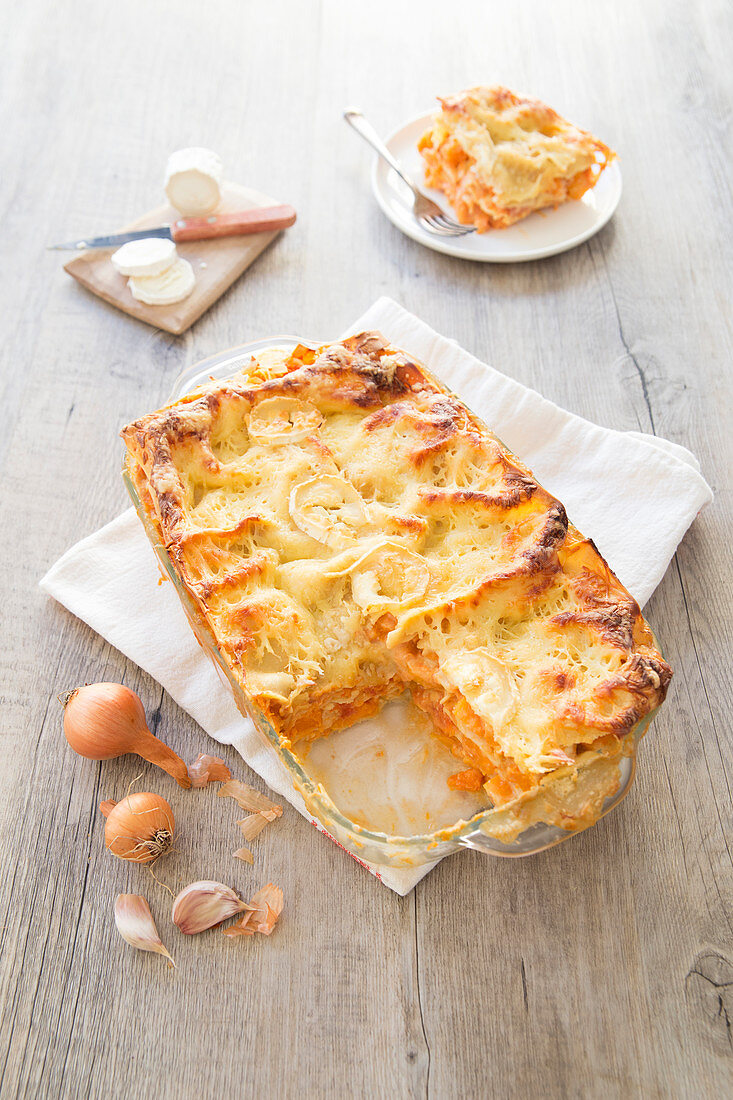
<box><xmin>164</xmin><ymin>147</ymin><xmax>223</xmax><ymax>215</ymax></box>
<box><xmin>129</xmin><ymin>257</ymin><xmax>196</xmax><ymax>305</ymax></box>
<box><xmin>111</xmin><ymin>237</ymin><xmax>177</xmax><ymax>277</ymax></box>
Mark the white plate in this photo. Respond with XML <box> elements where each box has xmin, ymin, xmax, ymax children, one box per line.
<box><xmin>371</xmin><ymin>111</ymin><xmax>622</xmax><ymax>262</ymax></box>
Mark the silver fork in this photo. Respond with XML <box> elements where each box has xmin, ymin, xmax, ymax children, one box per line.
<box><xmin>343</xmin><ymin>108</ymin><xmax>475</xmax><ymax>237</ymax></box>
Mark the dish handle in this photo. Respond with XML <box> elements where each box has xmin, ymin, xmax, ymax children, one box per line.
<box><xmin>455</xmin><ymin>745</ymin><xmax>641</xmax><ymax>859</ymax></box>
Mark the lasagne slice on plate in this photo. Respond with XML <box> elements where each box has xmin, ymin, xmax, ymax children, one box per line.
<box><xmin>418</xmin><ymin>86</ymin><xmax>615</xmax><ymax>232</ymax></box>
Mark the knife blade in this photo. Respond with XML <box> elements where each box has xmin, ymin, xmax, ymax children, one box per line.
<box><xmin>49</xmin><ymin>204</ymin><xmax>297</xmax><ymax>250</ymax></box>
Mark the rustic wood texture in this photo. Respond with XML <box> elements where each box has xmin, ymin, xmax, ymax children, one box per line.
<box><xmin>64</xmin><ymin>183</ymin><xmax>287</xmax><ymax>334</ymax></box>
<box><xmin>1</xmin><ymin>1</ymin><xmax>731</xmax><ymax>1097</ymax></box>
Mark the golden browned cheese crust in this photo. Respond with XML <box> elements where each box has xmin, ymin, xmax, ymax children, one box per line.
<box><xmin>122</xmin><ymin>333</ymin><xmax>670</xmax><ymax>839</ymax></box>
<box><xmin>418</xmin><ymin>85</ymin><xmax>615</xmax><ymax>231</ymax></box>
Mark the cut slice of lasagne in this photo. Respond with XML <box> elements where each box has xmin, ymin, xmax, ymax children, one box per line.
<box><xmin>122</xmin><ymin>333</ymin><xmax>670</xmax><ymax>841</ymax></box>
<box><xmin>418</xmin><ymin>86</ymin><xmax>615</xmax><ymax>232</ymax></box>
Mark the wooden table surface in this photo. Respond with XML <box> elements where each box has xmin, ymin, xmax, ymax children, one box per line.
<box><xmin>2</xmin><ymin>1</ymin><xmax>731</xmax><ymax>1097</ymax></box>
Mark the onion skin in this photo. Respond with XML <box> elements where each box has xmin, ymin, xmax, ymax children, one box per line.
<box><xmin>102</xmin><ymin>792</ymin><xmax>174</xmax><ymax>863</ymax></box>
<box><xmin>63</xmin><ymin>683</ymin><xmax>191</xmax><ymax>788</ymax></box>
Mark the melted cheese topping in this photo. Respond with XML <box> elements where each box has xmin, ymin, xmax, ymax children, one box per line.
<box><xmin>418</xmin><ymin>86</ymin><xmax>614</xmax><ymax>231</ymax></box>
<box><xmin>122</xmin><ymin>333</ymin><xmax>670</xmax><ymax>840</ymax></box>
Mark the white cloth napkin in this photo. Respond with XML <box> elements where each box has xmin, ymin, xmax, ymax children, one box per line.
<box><xmin>40</xmin><ymin>297</ymin><xmax>713</xmax><ymax>895</ymax></box>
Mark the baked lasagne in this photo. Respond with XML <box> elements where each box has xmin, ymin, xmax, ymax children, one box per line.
<box><xmin>418</xmin><ymin>86</ymin><xmax>615</xmax><ymax>232</ymax></box>
<box><xmin>122</xmin><ymin>334</ymin><xmax>670</xmax><ymax>841</ymax></box>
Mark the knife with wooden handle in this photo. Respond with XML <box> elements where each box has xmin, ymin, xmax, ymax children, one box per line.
<box><xmin>49</xmin><ymin>205</ymin><xmax>297</xmax><ymax>250</ymax></box>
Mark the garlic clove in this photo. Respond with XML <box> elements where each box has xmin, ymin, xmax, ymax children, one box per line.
<box><xmin>217</xmin><ymin>780</ymin><xmax>282</xmax><ymax>815</ymax></box>
<box><xmin>172</xmin><ymin>880</ymin><xmax>250</xmax><ymax>935</ymax></box>
<box><xmin>114</xmin><ymin>894</ymin><xmax>175</xmax><ymax>967</ymax></box>
<box><xmin>188</xmin><ymin>753</ymin><xmax>232</xmax><ymax>788</ymax></box>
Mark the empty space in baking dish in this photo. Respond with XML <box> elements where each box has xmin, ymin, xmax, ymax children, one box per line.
<box><xmin>294</xmin><ymin>692</ymin><xmax>490</xmax><ymax>836</ymax></box>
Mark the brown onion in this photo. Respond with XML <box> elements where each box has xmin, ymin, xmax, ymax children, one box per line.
<box><xmin>100</xmin><ymin>792</ymin><xmax>174</xmax><ymax>863</ymax></box>
<box><xmin>62</xmin><ymin>683</ymin><xmax>191</xmax><ymax>788</ymax></box>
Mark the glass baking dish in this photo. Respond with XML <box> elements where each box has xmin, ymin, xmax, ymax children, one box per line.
<box><xmin>123</xmin><ymin>337</ymin><xmax>657</xmax><ymax>868</ymax></box>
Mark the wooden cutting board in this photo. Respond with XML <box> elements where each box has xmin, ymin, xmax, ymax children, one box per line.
<box><xmin>63</xmin><ymin>182</ymin><xmax>289</xmax><ymax>335</ymax></box>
